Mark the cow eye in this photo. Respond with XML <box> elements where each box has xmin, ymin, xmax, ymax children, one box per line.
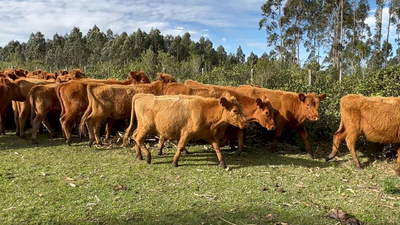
<box><xmin>265</xmin><ymin>111</ymin><xmax>269</xmax><ymax>115</ymax></box>
<box><xmin>307</xmin><ymin>104</ymin><xmax>310</xmax><ymax>107</ymax></box>
<box><xmin>233</xmin><ymin>109</ymin><xmax>238</xmax><ymax>113</ymax></box>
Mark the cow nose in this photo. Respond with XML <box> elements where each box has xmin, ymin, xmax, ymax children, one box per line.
<box><xmin>314</xmin><ymin>117</ymin><xmax>319</xmax><ymax>121</ymax></box>
<box><xmin>271</xmin><ymin>125</ymin><xmax>276</xmax><ymax>130</ymax></box>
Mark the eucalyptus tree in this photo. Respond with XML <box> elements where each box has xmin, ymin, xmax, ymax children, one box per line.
<box><xmin>216</xmin><ymin>45</ymin><xmax>227</xmax><ymax>66</ymax></box>
<box><xmin>45</xmin><ymin>33</ymin><xmax>66</xmax><ymax>69</ymax></box>
<box><xmin>148</xmin><ymin>28</ymin><xmax>165</xmax><ymax>54</ymax></box>
<box><xmin>370</xmin><ymin>0</ymin><xmax>384</xmax><ymax>69</ymax></box>
<box><xmin>86</xmin><ymin>25</ymin><xmax>107</xmax><ymax>65</ymax></box>
<box><xmin>393</xmin><ymin>0</ymin><xmax>400</xmax><ymax>63</ymax></box>
<box><xmin>236</xmin><ymin>45</ymin><xmax>245</xmax><ymax>64</ymax></box>
<box><xmin>25</xmin><ymin>31</ymin><xmax>46</xmax><ymax>61</ymax></box>
<box><xmin>64</xmin><ymin>27</ymin><xmax>88</xmax><ymax>68</ymax></box>
<box><xmin>247</xmin><ymin>51</ymin><xmax>258</xmax><ymax>67</ymax></box>
<box><xmin>259</xmin><ymin>0</ymin><xmax>287</xmax><ymax>60</ymax></box>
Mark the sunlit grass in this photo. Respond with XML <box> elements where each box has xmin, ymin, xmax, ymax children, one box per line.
<box><xmin>0</xmin><ymin>131</ymin><xmax>399</xmax><ymax>224</ymax></box>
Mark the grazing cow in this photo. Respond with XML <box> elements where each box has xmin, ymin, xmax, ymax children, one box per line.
<box><xmin>0</xmin><ymin>78</ymin><xmax>26</xmax><ymax>136</ymax></box>
<box><xmin>12</xmin><ymin>78</ymin><xmax>54</xmax><ymax>138</ymax></box>
<box><xmin>160</xmin><ymin>83</ymin><xmax>276</xmax><ymax>155</ymax></box>
<box><xmin>123</xmin><ymin>93</ymin><xmax>248</xmax><ymax>168</ymax></box>
<box><xmin>236</xmin><ymin>85</ymin><xmax>326</xmax><ymax>158</ymax></box>
<box><xmin>57</xmin><ymin>72</ymin><xmax>163</xmax><ymax>145</ymax></box>
<box><xmin>327</xmin><ymin>94</ymin><xmax>400</xmax><ymax>176</ymax></box>
<box><xmin>80</xmin><ymin>77</ymin><xmax>173</xmax><ymax>147</ymax></box>
<box><xmin>29</xmin><ymin>83</ymin><xmax>61</xmax><ymax>144</ymax></box>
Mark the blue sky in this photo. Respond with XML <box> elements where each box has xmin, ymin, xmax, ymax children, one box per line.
<box><xmin>0</xmin><ymin>0</ymin><xmax>391</xmax><ymax>62</ymax></box>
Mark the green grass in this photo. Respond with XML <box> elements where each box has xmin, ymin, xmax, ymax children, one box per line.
<box><xmin>0</xmin><ymin>131</ymin><xmax>399</xmax><ymax>225</ymax></box>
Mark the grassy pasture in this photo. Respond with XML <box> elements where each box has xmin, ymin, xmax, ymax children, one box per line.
<box><xmin>0</xmin><ymin>131</ymin><xmax>399</xmax><ymax>225</ymax></box>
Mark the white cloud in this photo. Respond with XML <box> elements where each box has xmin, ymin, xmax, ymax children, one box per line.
<box><xmin>0</xmin><ymin>0</ymin><xmax>266</xmax><ymax>46</ymax></box>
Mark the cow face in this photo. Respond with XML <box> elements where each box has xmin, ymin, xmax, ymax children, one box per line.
<box><xmin>298</xmin><ymin>93</ymin><xmax>326</xmax><ymax>121</ymax></box>
<box><xmin>157</xmin><ymin>73</ymin><xmax>176</xmax><ymax>83</ymax></box>
<box><xmin>128</xmin><ymin>71</ymin><xmax>150</xmax><ymax>84</ymax></box>
<box><xmin>254</xmin><ymin>96</ymin><xmax>276</xmax><ymax>130</ymax></box>
<box><xmin>219</xmin><ymin>93</ymin><xmax>248</xmax><ymax>130</ymax></box>
<box><xmin>1</xmin><ymin>78</ymin><xmax>26</xmax><ymax>102</ymax></box>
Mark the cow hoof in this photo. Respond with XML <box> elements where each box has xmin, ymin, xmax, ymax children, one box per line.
<box><xmin>158</xmin><ymin>151</ymin><xmax>163</xmax><ymax>156</ymax></box>
<box><xmin>136</xmin><ymin>155</ymin><xmax>144</xmax><ymax>161</ymax></box>
<box><xmin>32</xmin><ymin>140</ymin><xmax>38</xmax><ymax>145</ymax></box>
<box><xmin>307</xmin><ymin>153</ymin><xmax>314</xmax><ymax>159</ymax></box>
<box><xmin>219</xmin><ymin>162</ymin><xmax>227</xmax><ymax>169</ymax></box>
<box><xmin>183</xmin><ymin>149</ymin><xmax>191</xmax><ymax>155</ymax></box>
<box><xmin>172</xmin><ymin>162</ymin><xmax>178</xmax><ymax>167</ymax></box>
<box><xmin>88</xmin><ymin>142</ymin><xmax>93</xmax><ymax>148</ymax></box>
<box><xmin>235</xmin><ymin>150</ymin><xmax>242</xmax><ymax>156</ymax></box>
<box><xmin>20</xmin><ymin>135</ymin><xmax>26</xmax><ymax>140</ymax></box>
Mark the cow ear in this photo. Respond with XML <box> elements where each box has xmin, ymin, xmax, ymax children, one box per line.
<box><xmin>3</xmin><ymin>78</ymin><xmax>11</xmax><ymax>85</ymax></box>
<box><xmin>298</xmin><ymin>93</ymin><xmax>306</xmax><ymax>102</ymax></box>
<box><xmin>54</xmin><ymin>72</ymin><xmax>58</xmax><ymax>78</ymax></box>
<box><xmin>319</xmin><ymin>93</ymin><xmax>326</xmax><ymax>101</ymax></box>
<box><xmin>256</xmin><ymin>98</ymin><xmax>262</xmax><ymax>107</ymax></box>
<box><xmin>220</xmin><ymin>97</ymin><xmax>228</xmax><ymax>107</ymax></box>
<box><xmin>222</xmin><ymin>91</ymin><xmax>232</xmax><ymax>98</ymax></box>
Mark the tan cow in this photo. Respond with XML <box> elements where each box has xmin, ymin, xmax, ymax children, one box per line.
<box><xmin>12</xmin><ymin>78</ymin><xmax>53</xmax><ymax>138</ymax></box>
<box><xmin>0</xmin><ymin>78</ymin><xmax>26</xmax><ymax>136</ymax></box>
<box><xmin>123</xmin><ymin>93</ymin><xmax>248</xmax><ymax>168</ymax></box>
<box><xmin>235</xmin><ymin>85</ymin><xmax>326</xmax><ymax>158</ymax></box>
<box><xmin>80</xmin><ymin>78</ymin><xmax>172</xmax><ymax>147</ymax></box>
<box><xmin>56</xmin><ymin>72</ymin><xmax>155</xmax><ymax>145</ymax></box>
<box><xmin>327</xmin><ymin>94</ymin><xmax>400</xmax><ymax>176</ymax></box>
<box><xmin>29</xmin><ymin>83</ymin><xmax>61</xmax><ymax>144</ymax></box>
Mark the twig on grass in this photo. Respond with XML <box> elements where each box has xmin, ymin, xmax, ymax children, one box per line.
<box><xmin>218</xmin><ymin>215</ymin><xmax>237</xmax><ymax>225</ymax></box>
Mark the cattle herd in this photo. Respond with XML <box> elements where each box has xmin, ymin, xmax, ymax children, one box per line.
<box><xmin>0</xmin><ymin>68</ymin><xmax>399</xmax><ymax>175</ymax></box>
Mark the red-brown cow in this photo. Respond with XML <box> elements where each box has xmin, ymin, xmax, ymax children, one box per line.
<box><xmin>29</xmin><ymin>83</ymin><xmax>61</xmax><ymax>144</ymax></box>
<box><xmin>327</xmin><ymin>94</ymin><xmax>400</xmax><ymax>176</ymax></box>
<box><xmin>56</xmin><ymin>72</ymin><xmax>157</xmax><ymax>145</ymax></box>
<box><xmin>0</xmin><ymin>78</ymin><xmax>26</xmax><ymax>136</ymax></box>
<box><xmin>236</xmin><ymin>85</ymin><xmax>326</xmax><ymax>158</ymax></box>
<box><xmin>80</xmin><ymin>76</ymin><xmax>174</xmax><ymax>147</ymax></box>
<box><xmin>123</xmin><ymin>93</ymin><xmax>248</xmax><ymax>168</ymax></box>
<box><xmin>12</xmin><ymin>78</ymin><xmax>53</xmax><ymax>138</ymax></box>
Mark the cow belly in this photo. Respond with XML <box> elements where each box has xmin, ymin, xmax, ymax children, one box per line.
<box><xmin>362</xmin><ymin>123</ymin><xmax>400</xmax><ymax>143</ymax></box>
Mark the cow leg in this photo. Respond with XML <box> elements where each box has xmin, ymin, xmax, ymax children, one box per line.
<box><xmin>296</xmin><ymin>125</ymin><xmax>313</xmax><ymax>158</ymax></box>
<box><xmin>172</xmin><ymin>135</ymin><xmax>190</xmax><ymax>167</ymax></box>
<box><xmin>42</xmin><ymin>117</ymin><xmax>57</xmax><ymax>139</ymax></box>
<box><xmin>13</xmin><ymin>102</ymin><xmax>20</xmax><ymax>136</ymax></box>
<box><xmin>395</xmin><ymin>148</ymin><xmax>400</xmax><ymax>176</ymax></box>
<box><xmin>105</xmin><ymin>118</ymin><xmax>115</xmax><ymax>141</ymax></box>
<box><xmin>18</xmin><ymin>105</ymin><xmax>30</xmax><ymax>139</ymax></box>
<box><xmin>132</xmin><ymin>128</ymin><xmax>151</xmax><ymax>163</ymax></box>
<box><xmin>60</xmin><ymin>114</ymin><xmax>74</xmax><ymax>145</ymax></box>
<box><xmin>272</xmin><ymin>126</ymin><xmax>283</xmax><ymax>153</ymax></box>
<box><xmin>93</xmin><ymin>119</ymin><xmax>103</xmax><ymax>146</ymax></box>
<box><xmin>85</xmin><ymin>117</ymin><xmax>96</xmax><ymax>147</ymax></box>
<box><xmin>122</xmin><ymin>121</ymin><xmax>137</xmax><ymax>147</ymax></box>
<box><xmin>345</xmin><ymin>134</ymin><xmax>362</xmax><ymax>168</ymax></box>
<box><xmin>0</xmin><ymin>105</ymin><xmax>8</xmax><ymax>135</ymax></box>
<box><xmin>327</xmin><ymin>127</ymin><xmax>347</xmax><ymax>161</ymax></box>
<box><xmin>210</xmin><ymin>140</ymin><xmax>227</xmax><ymax>169</ymax></box>
<box><xmin>158</xmin><ymin>136</ymin><xmax>166</xmax><ymax>155</ymax></box>
<box><xmin>236</xmin><ymin>129</ymin><xmax>245</xmax><ymax>156</ymax></box>
<box><xmin>31</xmin><ymin>113</ymin><xmax>43</xmax><ymax>144</ymax></box>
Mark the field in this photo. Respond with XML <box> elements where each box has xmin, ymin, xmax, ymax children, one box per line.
<box><xmin>0</xmin><ymin>130</ymin><xmax>399</xmax><ymax>225</ymax></box>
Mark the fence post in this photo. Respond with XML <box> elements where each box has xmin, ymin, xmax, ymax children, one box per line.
<box><xmin>308</xmin><ymin>70</ymin><xmax>312</xmax><ymax>86</ymax></box>
<box><xmin>250</xmin><ymin>68</ymin><xmax>254</xmax><ymax>84</ymax></box>
<box><xmin>162</xmin><ymin>67</ymin><xmax>166</xmax><ymax>73</ymax></box>
<box><xmin>84</xmin><ymin>66</ymin><xmax>86</xmax><ymax>73</ymax></box>
<box><xmin>202</xmin><ymin>68</ymin><xmax>204</xmax><ymax>76</ymax></box>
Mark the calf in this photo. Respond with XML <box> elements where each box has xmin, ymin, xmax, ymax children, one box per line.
<box><xmin>327</xmin><ymin>94</ymin><xmax>400</xmax><ymax>176</ymax></box>
<box><xmin>29</xmin><ymin>83</ymin><xmax>61</xmax><ymax>144</ymax></box>
<box><xmin>56</xmin><ymin>72</ymin><xmax>158</xmax><ymax>145</ymax></box>
<box><xmin>12</xmin><ymin>78</ymin><xmax>53</xmax><ymax>138</ymax></box>
<box><xmin>0</xmin><ymin>78</ymin><xmax>26</xmax><ymax>136</ymax></box>
<box><xmin>80</xmin><ymin>79</ymin><xmax>170</xmax><ymax>147</ymax></box>
<box><xmin>236</xmin><ymin>85</ymin><xmax>326</xmax><ymax>158</ymax></box>
<box><xmin>123</xmin><ymin>93</ymin><xmax>248</xmax><ymax>168</ymax></box>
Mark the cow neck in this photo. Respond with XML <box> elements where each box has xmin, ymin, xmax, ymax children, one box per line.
<box><xmin>205</xmin><ymin>101</ymin><xmax>225</xmax><ymax>131</ymax></box>
<box><xmin>150</xmin><ymin>80</ymin><xmax>167</xmax><ymax>95</ymax></box>
<box><xmin>292</xmin><ymin>98</ymin><xmax>307</xmax><ymax>123</ymax></box>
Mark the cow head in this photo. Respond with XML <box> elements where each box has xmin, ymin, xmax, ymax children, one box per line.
<box><xmin>298</xmin><ymin>92</ymin><xmax>326</xmax><ymax>121</ymax></box>
<box><xmin>217</xmin><ymin>92</ymin><xmax>248</xmax><ymax>130</ymax></box>
<box><xmin>69</xmin><ymin>69</ymin><xmax>86</xmax><ymax>79</ymax></box>
<box><xmin>59</xmin><ymin>70</ymin><xmax>69</xmax><ymax>76</ymax></box>
<box><xmin>253</xmin><ymin>95</ymin><xmax>276</xmax><ymax>130</ymax></box>
<box><xmin>14</xmin><ymin>69</ymin><xmax>27</xmax><ymax>78</ymax></box>
<box><xmin>157</xmin><ymin>73</ymin><xmax>177</xmax><ymax>83</ymax></box>
<box><xmin>128</xmin><ymin>71</ymin><xmax>150</xmax><ymax>84</ymax></box>
<box><xmin>1</xmin><ymin>78</ymin><xmax>26</xmax><ymax>102</ymax></box>
<box><xmin>45</xmin><ymin>72</ymin><xmax>58</xmax><ymax>81</ymax></box>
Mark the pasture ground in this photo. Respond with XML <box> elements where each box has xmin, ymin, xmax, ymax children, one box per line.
<box><xmin>0</xmin><ymin>131</ymin><xmax>399</xmax><ymax>224</ymax></box>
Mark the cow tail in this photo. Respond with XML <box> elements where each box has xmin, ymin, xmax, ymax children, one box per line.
<box><xmin>334</xmin><ymin>119</ymin><xmax>345</xmax><ymax>135</ymax></box>
<box><xmin>56</xmin><ymin>84</ymin><xmax>65</xmax><ymax>117</ymax></box>
<box><xmin>78</xmin><ymin>86</ymin><xmax>93</xmax><ymax>138</ymax></box>
<box><xmin>123</xmin><ymin>94</ymin><xmax>140</xmax><ymax>146</ymax></box>
<box><xmin>29</xmin><ymin>88</ymin><xmax>36</xmax><ymax>127</ymax></box>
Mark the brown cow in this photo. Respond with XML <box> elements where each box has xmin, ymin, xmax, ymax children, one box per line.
<box><xmin>29</xmin><ymin>83</ymin><xmax>61</xmax><ymax>144</ymax></box>
<box><xmin>59</xmin><ymin>70</ymin><xmax>69</xmax><ymax>76</ymax></box>
<box><xmin>161</xmin><ymin>83</ymin><xmax>276</xmax><ymax>155</ymax></box>
<box><xmin>123</xmin><ymin>93</ymin><xmax>248</xmax><ymax>168</ymax></box>
<box><xmin>0</xmin><ymin>78</ymin><xmax>26</xmax><ymax>136</ymax></box>
<box><xmin>127</xmin><ymin>71</ymin><xmax>150</xmax><ymax>83</ymax></box>
<box><xmin>80</xmin><ymin>77</ymin><xmax>173</xmax><ymax>147</ymax></box>
<box><xmin>235</xmin><ymin>85</ymin><xmax>326</xmax><ymax>158</ymax></box>
<box><xmin>56</xmin><ymin>72</ymin><xmax>162</xmax><ymax>145</ymax></box>
<box><xmin>1</xmin><ymin>68</ymin><xmax>27</xmax><ymax>80</ymax></box>
<box><xmin>12</xmin><ymin>78</ymin><xmax>53</xmax><ymax>138</ymax></box>
<box><xmin>38</xmin><ymin>72</ymin><xmax>58</xmax><ymax>81</ymax></box>
<box><xmin>327</xmin><ymin>94</ymin><xmax>400</xmax><ymax>176</ymax></box>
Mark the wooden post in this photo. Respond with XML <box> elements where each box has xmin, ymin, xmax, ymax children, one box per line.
<box><xmin>162</xmin><ymin>67</ymin><xmax>166</xmax><ymax>73</ymax></box>
<box><xmin>308</xmin><ymin>70</ymin><xmax>312</xmax><ymax>86</ymax></box>
<box><xmin>84</xmin><ymin>66</ymin><xmax>86</xmax><ymax>73</ymax></box>
<box><xmin>250</xmin><ymin>68</ymin><xmax>254</xmax><ymax>84</ymax></box>
<box><xmin>202</xmin><ymin>68</ymin><xmax>204</xmax><ymax>76</ymax></box>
